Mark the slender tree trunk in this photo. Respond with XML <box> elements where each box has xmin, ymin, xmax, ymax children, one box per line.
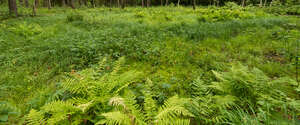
<box><xmin>19</xmin><ymin>0</ymin><xmax>23</xmax><ymax>6</ymax></box>
<box><xmin>241</xmin><ymin>0</ymin><xmax>245</xmax><ymax>7</ymax></box>
<box><xmin>62</xmin><ymin>0</ymin><xmax>65</xmax><ymax>6</ymax></box>
<box><xmin>91</xmin><ymin>0</ymin><xmax>95</xmax><ymax>7</ymax></box>
<box><xmin>47</xmin><ymin>0</ymin><xmax>51</xmax><ymax>9</ymax></box>
<box><xmin>270</xmin><ymin>0</ymin><xmax>273</xmax><ymax>6</ymax></box>
<box><xmin>78</xmin><ymin>0</ymin><xmax>82</xmax><ymax>6</ymax></box>
<box><xmin>35</xmin><ymin>0</ymin><xmax>39</xmax><ymax>7</ymax></box>
<box><xmin>24</xmin><ymin>0</ymin><xmax>29</xmax><ymax>7</ymax></box>
<box><xmin>193</xmin><ymin>0</ymin><xmax>196</xmax><ymax>10</ymax></box>
<box><xmin>121</xmin><ymin>0</ymin><xmax>125</xmax><ymax>9</ymax></box>
<box><xmin>83</xmin><ymin>0</ymin><xmax>87</xmax><ymax>6</ymax></box>
<box><xmin>177</xmin><ymin>0</ymin><xmax>180</xmax><ymax>6</ymax></box>
<box><xmin>117</xmin><ymin>0</ymin><xmax>119</xmax><ymax>7</ymax></box>
<box><xmin>263</xmin><ymin>0</ymin><xmax>267</xmax><ymax>7</ymax></box>
<box><xmin>146</xmin><ymin>0</ymin><xmax>149</xmax><ymax>7</ymax></box>
<box><xmin>259</xmin><ymin>0</ymin><xmax>262</xmax><ymax>7</ymax></box>
<box><xmin>32</xmin><ymin>0</ymin><xmax>36</xmax><ymax>16</ymax></box>
<box><xmin>165</xmin><ymin>0</ymin><xmax>168</xmax><ymax>6</ymax></box>
<box><xmin>71</xmin><ymin>0</ymin><xmax>75</xmax><ymax>8</ymax></box>
<box><xmin>141</xmin><ymin>0</ymin><xmax>144</xmax><ymax>7</ymax></box>
<box><xmin>8</xmin><ymin>0</ymin><xmax>18</xmax><ymax>16</ymax></box>
<box><xmin>160</xmin><ymin>0</ymin><xmax>162</xmax><ymax>6</ymax></box>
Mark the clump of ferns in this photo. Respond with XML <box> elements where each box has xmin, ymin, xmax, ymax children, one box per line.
<box><xmin>26</xmin><ymin>57</ymin><xmax>145</xmax><ymax>124</ymax></box>
<box><xmin>189</xmin><ymin>63</ymin><xmax>300</xmax><ymax>124</ymax></box>
<box><xmin>98</xmin><ymin>85</ymin><xmax>194</xmax><ymax>125</ymax></box>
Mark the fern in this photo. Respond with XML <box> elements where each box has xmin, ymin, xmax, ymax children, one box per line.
<box><xmin>190</xmin><ymin>63</ymin><xmax>300</xmax><ymax>124</ymax></box>
<box><xmin>25</xmin><ymin>57</ymin><xmax>144</xmax><ymax>124</ymax></box>
<box><xmin>0</xmin><ymin>102</ymin><xmax>20</xmax><ymax>123</ymax></box>
<box><xmin>97</xmin><ymin>111</ymin><xmax>131</xmax><ymax>125</ymax></box>
<box><xmin>101</xmin><ymin>94</ymin><xmax>193</xmax><ymax>125</ymax></box>
<box><xmin>26</xmin><ymin>109</ymin><xmax>45</xmax><ymax>125</ymax></box>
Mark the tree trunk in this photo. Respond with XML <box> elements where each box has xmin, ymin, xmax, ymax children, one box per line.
<box><xmin>141</xmin><ymin>0</ymin><xmax>144</xmax><ymax>7</ymax></box>
<box><xmin>24</xmin><ymin>0</ymin><xmax>29</xmax><ymax>7</ymax></box>
<box><xmin>47</xmin><ymin>0</ymin><xmax>51</xmax><ymax>9</ymax></box>
<box><xmin>263</xmin><ymin>0</ymin><xmax>267</xmax><ymax>7</ymax></box>
<box><xmin>62</xmin><ymin>0</ymin><xmax>65</xmax><ymax>6</ymax></box>
<box><xmin>177</xmin><ymin>0</ymin><xmax>180</xmax><ymax>6</ymax></box>
<box><xmin>79</xmin><ymin>0</ymin><xmax>82</xmax><ymax>6</ymax></box>
<box><xmin>8</xmin><ymin>0</ymin><xmax>18</xmax><ymax>16</ymax></box>
<box><xmin>259</xmin><ymin>0</ymin><xmax>262</xmax><ymax>7</ymax></box>
<box><xmin>165</xmin><ymin>0</ymin><xmax>168</xmax><ymax>6</ymax></box>
<box><xmin>121</xmin><ymin>0</ymin><xmax>125</xmax><ymax>9</ymax></box>
<box><xmin>35</xmin><ymin>0</ymin><xmax>39</xmax><ymax>7</ymax></box>
<box><xmin>160</xmin><ymin>0</ymin><xmax>162</xmax><ymax>6</ymax></box>
<box><xmin>193</xmin><ymin>0</ymin><xmax>195</xmax><ymax>10</ymax></box>
<box><xmin>146</xmin><ymin>0</ymin><xmax>149</xmax><ymax>7</ymax></box>
<box><xmin>91</xmin><ymin>0</ymin><xmax>95</xmax><ymax>8</ymax></box>
<box><xmin>241</xmin><ymin>0</ymin><xmax>245</xmax><ymax>7</ymax></box>
<box><xmin>32</xmin><ymin>0</ymin><xmax>36</xmax><ymax>16</ymax></box>
<box><xmin>83</xmin><ymin>0</ymin><xmax>87</xmax><ymax>6</ymax></box>
<box><xmin>69</xmin><ymin>0</ymin><xmax>75</xmax><ymax>8</ymax></box>
<box><xmin>19</xmin><ymin>0</ymin><xmax>23</xmax><ymax>6</ymax></box>
<box><xmin>270</xmin><ymin>0</ymin><xmax>273</xmax><ymax>6</ymax></box>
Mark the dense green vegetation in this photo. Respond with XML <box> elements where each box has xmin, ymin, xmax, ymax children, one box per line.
<box><xmin>0</xmin><ymin>3</ymin><xmax>300</xmax><ymax>125</ymax></box>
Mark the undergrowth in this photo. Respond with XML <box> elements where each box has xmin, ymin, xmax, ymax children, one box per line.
<box><xmin>0</xmin><ymin>6</ymin><xmax>300</xmax><ymax>124</ymax></box>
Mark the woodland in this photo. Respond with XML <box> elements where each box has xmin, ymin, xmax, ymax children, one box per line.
<box><xmin>0</xmin><ymin>0</ymin><xmax>300</xmax><ymax>124</ymax></box>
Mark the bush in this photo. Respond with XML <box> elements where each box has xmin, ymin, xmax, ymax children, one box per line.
<box><xmin>66</xmin><ymin>13</ymin><xmax>84</xmax><ymax>22</ymax></box>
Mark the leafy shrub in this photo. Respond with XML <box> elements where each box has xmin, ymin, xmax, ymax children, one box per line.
<box><xmin>8</xmin><ymin>22</ymin><xmax>42</xmax><ymax>38</ymax></box>
<box><xmin>66</xmin><ymin>13</ymin><xmax>84</xmax><ymax>22</ymax></box>
<box><xmin>0</xmin><ymin>102</ymin><xmax>20</xmax><ymax>123</ymax></box>
<box><xmin>189</xmin><ymin>63</ymin><xmax>300</xmax><ymax>124</ymax></box>
<box><xmin>25</xmin><ymin>58</ymin><xmax>194</xmax><ymax>124</ymax></box>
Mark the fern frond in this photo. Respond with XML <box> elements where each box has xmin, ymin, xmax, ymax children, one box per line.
<box><xmin>110</xmin><ymin>57</ymin><xmax>125</xmax><ymax>77</ymax></box>
<box><xmin>143</xmin><ymin>90</ymin><xmax>157</xmax><ymax>123</ymax></box>
<box><xmin>41</xmin><ymin>100</ymin><xmax>80</xmax><ymax>124</ymax></box>
<box><xmin>212</xmin><ymin>95</ymin><xmax>236</xmax><ymax>108</ymax></box>
<box><xmin>26</xmin><ymin>109</ymin><xmax>45</xmax><ymax>125</ymax></box>
<box><xmin>155</xmin><ymin>95</ymin><xmax>193</xmax><ymax>124</ymax></box>
<box><xmin>108</xmin><ymin>97</ymin><xmax>126</xmax><ymax>109</ymax></box>
<box><xmin>98</xmin><ymin>111</ymin><xmax>131</xmax><ymax>125</ymax></box>
<box><xmin>76</xmin><ymin>100</ymin><xmax>94</xmax><ymax>113</ymax></box>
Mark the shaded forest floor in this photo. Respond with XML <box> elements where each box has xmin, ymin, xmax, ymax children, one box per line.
<box><xmin>0</xmin><ymin>6</ymin><xmax>300</xmax><ymax>124</ymax></box>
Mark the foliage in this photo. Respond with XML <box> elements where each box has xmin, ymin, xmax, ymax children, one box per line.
<box><xmin>189</xmin><ymin>63</ymin><xmax>300</xmax><ymax>124</ymax></box>
<box><xmin>1</xmin><ymin>6</ymin><xmax>300</xmax><ymax>124</ymax></box>
<box><xmin>0</xmin><ymin>102</ymin><xmax>21</xmax><ymax>123</ymax></box>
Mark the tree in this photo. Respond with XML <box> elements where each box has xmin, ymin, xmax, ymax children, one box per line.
<box><xmin>241</xmin><ymin>0</ymin><xmax>246</xmax><ymax>7</ymax></box>
<box><xmin>32</xmin><ymin>0</ymin><xmax>37</xmax><ymax>16</ymax></box>
<box><xmin>19</xmin><ymin>0</ymin><xmax>23</xmax><ymax>6</ymax></box>
<box><xmin>146</xmin><ymin>0</ymin><xmax>150</xmax><ymax>7</ymax></box>
<box><xmin>8</xmin><ymin>0</ymin><xmax>18</xmax><ymax>16</ymax></box>
<box><xmin>61</xmin><ymin>0</ymin><xmax>65</xmax><ymax>6</ymax></box>
<box><xmin>48</xmin><ymin>0</ymin><xmax>51</xmax><ymax>9</ymax></box>
<box><xmin>35</xmin><ymin>0</ymin><xmax>39</xmax><ymax>7</ymax></box>
<box><xmin>24</xmin><ymin>0</ymin><xmax>29</xmax><ymax>7</ymax></box>
<box><xmin>121</xmin><ymin>0</ymin><xmax>125</xmax><ymax>9</ymax></box>
<box><xmin>165</xmin><ymin>0</ymin><xmax>168</xmax><ymax>6</ymax></box>
<box><xmin>193</xmin><ymin>0</ymin><xmax>196</xmax><ymax>10</ymax></box>
<box><xmin>70</xmin><ymin>0</ymin><xmax>75</xmax><ymax>8</ymax></box>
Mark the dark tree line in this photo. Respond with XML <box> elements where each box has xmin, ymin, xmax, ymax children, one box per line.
<box><xmin>2</xmin><ymin>0</ymin><xmax>299</xmax><ymax>17</ymax></box>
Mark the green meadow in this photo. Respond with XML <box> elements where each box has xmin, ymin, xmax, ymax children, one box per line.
<box><xmin>0</xmin><ymin>4</ymin><xmax>300</xmax><ymax>124</ymax></box>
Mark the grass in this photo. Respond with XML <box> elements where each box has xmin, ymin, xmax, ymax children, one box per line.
<box><xmin>0</xmin><ymin>6</ymin><xmax>300</xmax><ymax>124</ymax></box>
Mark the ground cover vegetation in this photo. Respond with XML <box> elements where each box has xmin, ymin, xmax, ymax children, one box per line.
<box><xmin>0</xmin><ymin>0</ymin><xmax>300</xmax><ymax>124</ymax></box>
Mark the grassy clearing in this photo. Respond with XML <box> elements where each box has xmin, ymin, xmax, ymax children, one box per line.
<box><xmin>0</xmin><ymin>6</ymin><xmax>300</xmax><ymax>124</ymax></box>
